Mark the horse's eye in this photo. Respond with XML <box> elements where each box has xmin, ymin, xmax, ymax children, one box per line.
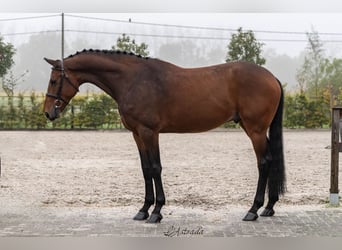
<box><xmin>50</xmin><ymin>80</ymin><xmax>57</xmax><ymax>85</ymax></box>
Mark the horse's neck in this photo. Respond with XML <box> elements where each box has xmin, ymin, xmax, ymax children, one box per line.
<box><xmin>70</xmin><ymin>55</ymin><xmax>138</xmax><ymax>103</ymax></box>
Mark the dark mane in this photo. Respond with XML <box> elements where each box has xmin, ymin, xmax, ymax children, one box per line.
<box><xmin>66</xmin><ymin>49</ymin><xmax>150</xmax><ymax>60</ymax></box>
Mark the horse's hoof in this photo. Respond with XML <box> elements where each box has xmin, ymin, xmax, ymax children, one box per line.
<box><xmin>242</xmin><ymin>211</ymin><xmax>258</xmax><ymax>221</ymax></box>
<box><xmin>260</xmin><ymin>208</ymin><xmax>275</xmax><ymax>217</ymax></box>
<box><xmin>133</xmin><ymin>211</ymin><xmax>149</xmax><ymax>221</ymax></box>
<box><xmin>146</xmin><ymin>213</ymin><xmax>163</xmax><ymax>223</ymax></box>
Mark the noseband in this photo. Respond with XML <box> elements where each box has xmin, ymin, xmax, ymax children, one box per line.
<box><xmin>46</xmin><ymin>68</ymin><xmax>79</xmax><ymax>108</ymax></box>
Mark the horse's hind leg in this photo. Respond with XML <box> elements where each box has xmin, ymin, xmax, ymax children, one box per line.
<box><xmin>242</xmin><ymin>129</ymin><xmax>271</xmax><ymax>221</ymax></box>
<box><xmin>260</xmin><ymin>196</ymin><xmax>277</xmax><ymax>217</ymax></box>
<box><xmin>260</xmin><ymin>168</ymin><xmax>279</xmax><ymax>217</ymax></box>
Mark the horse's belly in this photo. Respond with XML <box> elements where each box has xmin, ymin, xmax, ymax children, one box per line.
<box><xmin>161</xmin><ymin>109</ymin><xmax>232</xmax><ymax>133</ymax></box>
<box><xmin>160</xmin><ymin>89</ymin><xmax>235</xmax><ymax>133</ymax></box>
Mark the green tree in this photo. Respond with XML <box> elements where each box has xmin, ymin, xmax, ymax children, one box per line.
<box><xmin>28</xmin><ymin>93</ymin><xmax>46</xmax><ymax>129</ymax></box>
<box><xmin>294</xmin><ymin>29</ymin><xmax>342</xmax><ymax>127</ymax></box>
<box><xmin>98</xmin><ymin>94</ymin><xmax>119</xmax><ymax>128</ymax></box>
<box><xmin>284</xmin><ymin>94</ymin><xmax>296</xmax><ymax>128</ymax></box>
<box><xmin>284</xmin><ymin>92</ymin><xmax>329</xmax><ymax>128</ymax></box>
<box><xmin>112</xmin><ymin>34</ymin><xmax>149</xmax><ymax>57</ymax></box>
<box><xmin>0</xmin><ymin>36</ymin><xmax>15</xmax><ymax>79</ymax></box>
<box><xmin>2</xmin><ymin>97</ymin><xmax>17</xmax><ymax>128</ymax></box>
<box><xmin>338</xmin><ymin>87</ymin><xmax>342</xmax><ymax>105</ymax></box>
<box><xmin>296</xmin><ymin>29</ymin><xmax>325</xmax><ymax>97</ymax></box>
<box><xmin>84</xmin><ymin>96</ymin><xmax>107</xmax><ymax>129</ymax></box>
<box><xmin>304</xmin><ymin>96</ymin><xmax>329</xmax><ymax>128</ymax></box>
<box><xmin>1</xmin><ymin>37</ymin><xmax>16</xmax><ymax>128</ymax></box>
<box><xmin>319</xmin><ymin>58</ymin><xmax>342</xmax><ymax>107</ymax></box>
<box><xmin>1</xmin><ymin>70</ymin><xmax>28</xmax><ymax>97</ymax></box>
<box><xmin>71</xmin><ymin>96</ymin><xmax>88</xmax><ymax>128</ymax></box>
<box><xmin>226</xmin><ymin>27</ymin><xmax>266</xmax><ymax>65</ymax></box>
<box><xmin>284</xmin><ymin>93</ymin><xmax>307</xmax><ymax>128</ymax></box>
<box><xmin>17</xmin><ymin>93</ymin><xmax>29</xmax><ymax>128</ymax></box>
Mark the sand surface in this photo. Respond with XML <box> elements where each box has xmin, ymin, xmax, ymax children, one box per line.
<box><xmin>0</xmin><ymin>130</ymin><xmax>337</xmax><ymax>210</ymax></box>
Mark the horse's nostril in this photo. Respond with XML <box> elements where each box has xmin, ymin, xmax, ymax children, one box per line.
<box><xmin>45</xmin><ymin>112</ymin><xmax>56</xmax><ymax>121</ymax></box>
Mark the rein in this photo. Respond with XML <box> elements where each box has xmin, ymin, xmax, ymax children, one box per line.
<box><xmin>45</xmin><ymin>68</ymin><xmax>79</xmax><ymax>108</ymax></box>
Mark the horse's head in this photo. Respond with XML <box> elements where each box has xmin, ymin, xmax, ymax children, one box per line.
<box><xmin>43</xmin><ymin>58</ymin><xmax>79</xmax><ymax>121</ymax></box>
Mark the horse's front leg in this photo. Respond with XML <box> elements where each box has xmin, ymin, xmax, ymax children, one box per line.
<box><xmin>132</xmin><ymin>133</ymin><xmax>154</xmax><ymax>221</ymax></box>
<box><xmin>132</xmin><ymin>130</ymin><xmax>165</xmax><ymax>223</ymax></box>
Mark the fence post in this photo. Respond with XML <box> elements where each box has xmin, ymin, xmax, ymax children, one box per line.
<box><xmin>330</xmin><ymin>106</ymin><xmax>342</xmax><ymax>205</ymax></box>
<box><xmin>71</xmin><ymin>104</ymin><xmax>74</xmax><ymax>129</ymax></box>
<box><xmin>340</xmin><ymin>118</ymin><xmax>342</xmax><ymax>142</ymax></box>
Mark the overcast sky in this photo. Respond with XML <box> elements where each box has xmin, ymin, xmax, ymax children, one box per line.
<box><xmin>2</xmin><ymin>0</ymin><xmax>342</xmax><ymax>12</ymax></box>
<box><xmin>2</xmin><ymin>12</ymin><xmax>342</xmax><ymax>57</ymax></box>
<box><xmin>2</xmin><ymin>0</ymin><xmax>342</xmax><ymax>57</ymax></box>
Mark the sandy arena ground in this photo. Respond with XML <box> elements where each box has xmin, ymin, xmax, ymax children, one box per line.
<box><xmin>0</xmin><ymin>129</ymin><xmax>337</xmax><ymax>212</ymax></box>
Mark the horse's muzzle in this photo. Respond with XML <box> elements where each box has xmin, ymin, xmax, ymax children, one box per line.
<box><xmin>45</xmin><ymin>107</ymin><xmax>60</xmax><ymax>121</ymax></box>
<box><xmin>45</xmin><ymin>112</ymin><xmax>56</xmax><ymax>121</ymax></box>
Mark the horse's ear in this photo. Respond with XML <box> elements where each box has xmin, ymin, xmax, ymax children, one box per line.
<box><xmin>44</xmin><ymin>58</ymin><xmax>61</xmax><ymax>68</ymax></box>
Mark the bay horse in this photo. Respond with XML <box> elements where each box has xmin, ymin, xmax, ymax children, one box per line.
<box><xmin>43</xmin><ymin>49</ymin><xmax>285</xmax><ymax>223</ymax></box>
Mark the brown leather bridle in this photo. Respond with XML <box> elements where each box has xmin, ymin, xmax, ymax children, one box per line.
<box><xmin>45</xmin><ymin>67</ymin><xmax>79</xmax><ymax>109</ymax></box>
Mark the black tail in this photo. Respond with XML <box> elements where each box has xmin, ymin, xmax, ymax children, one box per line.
<box><xmin>268</xmin><ymin>79</ymin><xmax>286</xmax><ymax>196</ymax></box>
